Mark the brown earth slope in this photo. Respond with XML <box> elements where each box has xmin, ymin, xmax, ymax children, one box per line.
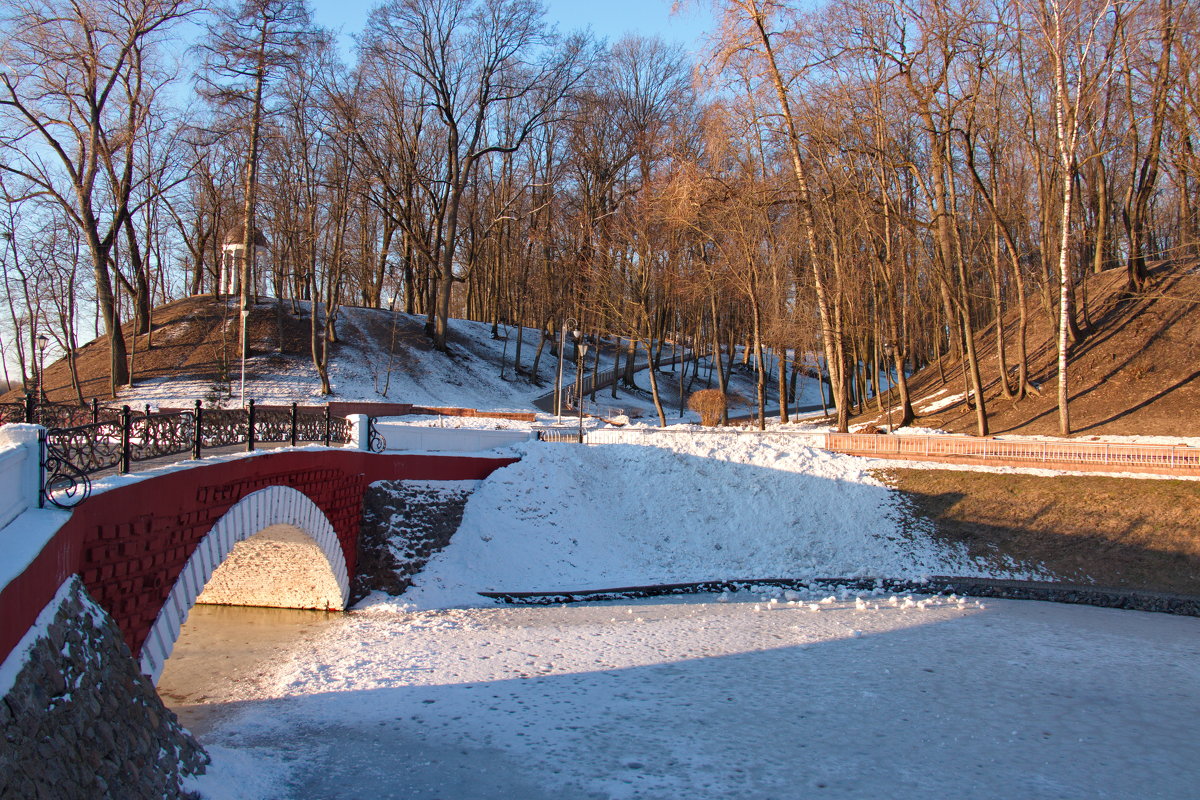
<box><xmin>2</xmin><ymin>296</ymin><xmax>438</xmax><ymax>406</ymax></box>
<box><xmin>858</xmin><ymin>261</ymin><xmax>1200</xmax><ymax>437</ymax></box>
<box><xmin>881</xmin><ymin>468</ymin><xmax>1200</xmax><ymax>594</ymax></box>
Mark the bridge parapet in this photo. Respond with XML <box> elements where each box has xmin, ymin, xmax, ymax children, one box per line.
<box><xmin>0</xmin><ymin>448</ymin><xmax>517</xmax><ymax>677</ymax></box>
<box><xmin>0</xmin><ymin>426</ymin><xmax>40</xmax><ymax>529</ymax></box>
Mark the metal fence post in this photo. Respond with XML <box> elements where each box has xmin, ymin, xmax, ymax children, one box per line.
<box><xmin>289</xmin><ymin>402</ymin><xmax>298</xmax><ymax>447</ymax></box>
<box><xmin>90</xmin><ymin>397</ymin><xmax>99</xmax><ymax>424</ymax></box>
<box><xmin>119</xmin><ymin>406</ymin><xmax>131</xmax><ymax>474</ymax></box>
<box><xmin>192</xmin><ymin>399</ymin><xmax>203</xmax><ymax>460</ymax></box>
<box><xmin>323</xmin><ymin>405</ymin><xmax>332</xmax><ymax>446</ymax></box>
<box><xmin>37</xmin><ymin>428</ymin><xmax>46</xmax><ymax>509</ymax></box>
<box><xmin>246</xmin><ymin>399</ymin><xmax>256</xmax><ymax>452</ymax></box>
<box><xmin>24</xmin><ymin>393</ymin><xmax>35</xmax><ymax>424</ymax></box>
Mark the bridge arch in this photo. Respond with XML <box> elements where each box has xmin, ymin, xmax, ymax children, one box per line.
<box><xmin>139</xmin><ymin>485</ymin><xmax>349</xmax><ymax>681</ymax></box>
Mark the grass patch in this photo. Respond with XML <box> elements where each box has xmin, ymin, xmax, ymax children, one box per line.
<box><xmin>876</xmin><ymin>468</ymin><xmax>1200</xmax><ymax>595</ymax></box>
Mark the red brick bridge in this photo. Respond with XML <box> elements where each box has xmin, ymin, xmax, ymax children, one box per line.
<box><xmin>0</xmin><ymin>448</ymin><xmax>514</xmax><ymax>681</ymax></box>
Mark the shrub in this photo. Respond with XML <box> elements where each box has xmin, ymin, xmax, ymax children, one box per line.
<box><xmin>688</xmin><ymin>389</ymin><xmax>729</xmax><ymax>426</ymax></box>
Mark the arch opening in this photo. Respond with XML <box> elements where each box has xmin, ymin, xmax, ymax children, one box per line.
<box><xmin>196</xmin><ymin>523</ymin><xmax>346</xmax><ymax>611</ymax></box>
<box><xmin>140</xmin><ymin>485</ymin><xmax>350</xmax><ymax>682</ymax></box>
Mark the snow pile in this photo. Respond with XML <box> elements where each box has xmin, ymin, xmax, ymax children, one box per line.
<box><xmin>401</xmin><ymin>434</ymin><xmax>1029</xmax><ymax>609</ymax></box>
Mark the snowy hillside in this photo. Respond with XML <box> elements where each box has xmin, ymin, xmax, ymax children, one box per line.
<box><xmin>120</xmin><ymin>306</ymin><xmax>564</xmax><ymax>411</ymax></box>
<box><xmin>114</xmin><ymin>301</ymin><xmax>826</xmax><ymax>420</ymax></box>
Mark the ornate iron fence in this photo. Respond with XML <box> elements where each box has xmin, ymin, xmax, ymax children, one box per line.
<box><xmin>0</xmin><ymin>401</ymin><xmax>27</xmax><ymax>425</ymax></box>
<box><xmin>0</xmin><ymin>395</ymin><xmax>112</xmax><ymax>427</ymax></box>
<box><xmin>36</xmin><ymin>401</ymin><xmax>358</xmax><ymax>509</ymax></box>
<box><xmin>366</xmin><ymin>417</ymin><xmax>385</xmax><ymax>453</ymax></box>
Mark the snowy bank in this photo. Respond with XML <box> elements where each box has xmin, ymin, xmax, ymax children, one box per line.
<box><xmin>400</xmin><ymin>435</ymin><xmax>1038</xmax><ymax>609</ymax></box>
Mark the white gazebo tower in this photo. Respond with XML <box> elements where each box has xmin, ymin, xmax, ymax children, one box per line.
<box><xmin>220</xmin><ymin>224</ymin><xmax>271</xmax><ymax>297</ymax></box>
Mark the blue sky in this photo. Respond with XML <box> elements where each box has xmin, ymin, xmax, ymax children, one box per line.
<box><xmin>308</xmin><ymin>0</ymin><xmax>714</xmax><ymax>56</ymax></box>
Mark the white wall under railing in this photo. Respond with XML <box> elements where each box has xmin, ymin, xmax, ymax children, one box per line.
<box><xmin>370</xmin><ymin>419</ymin><xmax>533</xmax><ymax>453</ymax></box>
<box><xmin>0</xmin><ymin>425</ymin><xmax>43</xmax><ymax>529</ymax></box>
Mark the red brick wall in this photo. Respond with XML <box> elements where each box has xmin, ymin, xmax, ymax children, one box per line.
<box><xmin>0</xmin><ymin>450</ymin><xmax>516</xmax><ymax>665</ymax></box>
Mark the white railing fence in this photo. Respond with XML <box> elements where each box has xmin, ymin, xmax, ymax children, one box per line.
<box><xmin>535</xmin><ymin>427</ymin><xmax>826</xmax><ymax>447</ymax></box>
<box><xmin>824</xmin><ymin>432</ymin><xmax>1200</xmax><ymax>471</ymax></box>
<box><xmin>534</xmin><ymin>425</ymin><xmax>1200</xmax><ymax>473</ymax></box>
<box><xmin>371</xmin><ymin>421</ymin><xmax>533</xmax><ymax>453</ymax></box>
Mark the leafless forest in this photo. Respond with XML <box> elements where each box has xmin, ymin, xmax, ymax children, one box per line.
<box><xmin>1</xmin><ymin>0</ymin><xmax>1197</xmax><ymax>432</ymax></box>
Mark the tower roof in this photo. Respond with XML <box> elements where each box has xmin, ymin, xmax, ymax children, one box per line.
<box><xmin>222</xmin><ymin>223</ymin><xmax>270</xmax><ymax>249</ymax></box>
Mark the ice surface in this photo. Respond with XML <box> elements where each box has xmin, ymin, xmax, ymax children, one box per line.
<box><xmin>183</xmin><ymin>595</ymin><xmax>1200</xmax><ymax>800</ymax></box>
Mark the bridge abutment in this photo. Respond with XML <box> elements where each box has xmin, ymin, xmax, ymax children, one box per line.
<box><xmin>0</xmin><ymin>578</ymin><xmax>207</xmax><ymax>799</ymax></box>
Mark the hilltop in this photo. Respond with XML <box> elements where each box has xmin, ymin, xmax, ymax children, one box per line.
<box><xmin>6</xmin><ymin>295</ymin><xmax>805</xmax><ymax>419</ymax></box>
<box><xmin>8</xmin><ymin>263</ymin><xmax>1199</xmax><ymax>436</ymax></box>
<box><xmin>4</xmin><ymin>296</ymin><xmax>583</xmax><ymax>412</ymax></box>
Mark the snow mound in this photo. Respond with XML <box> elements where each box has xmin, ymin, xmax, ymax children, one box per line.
<box><xmin>402</xmin><ymin>434</ymin><xmax>1027</xmax><ymax>609</ymax></box>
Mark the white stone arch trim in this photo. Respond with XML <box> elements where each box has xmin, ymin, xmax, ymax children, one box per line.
<box><xmin>139</xmin><ymin>485</ymin><xmax>349</xmax><ymax>682</ymax></box>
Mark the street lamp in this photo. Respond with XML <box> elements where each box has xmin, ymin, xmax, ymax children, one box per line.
<box><xmin>240</xmin><ymin>308</ymin><xmax>250</xmax><ymax>408</ymax></box>
<box><xmin>498</xmin><ymin>319</ymin><xmax>509</xmax><ymax>381</ymax></box>
<box><xmin>555</xmin><ymin>317</ymin><xmax>577</xmax><ymax>421</ymax></box>
<box><xmin>881</xmin><ymin>342</ymin><xmax>895</xmax><ymax>433</ymax></box>
<box><xmin>36</xmin><ymin>333</ymin><xmax>49</xmax><ymax>403</ymax></box>
<box><xmin>575</xmin><ymin>331</ymin><xmax>588</xmax><ymax>442</ymax></box>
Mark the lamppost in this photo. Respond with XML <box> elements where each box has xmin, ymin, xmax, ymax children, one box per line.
<box><xmin>36</xmin><ymin>333</ymin><xmax>49</xmax><ymax>403</ymax></box>
<box><xmin>1</xmin><ymin>232</ymin><xmax>13</xmax><ymax>393</ymax></box>
<box><xmin>498</xmin><ymin>319</ymin><xmax>509</xmax><ymax>381</ymax></box>
<box><xmin>240</xmin><ymin>307</ymin><xmax>250</xmax><ymax>408</ymax></box>
<box><xmin>882</xmin><ymin>341</ymin><xmax>895</xmax><ymax>432</ymax></box>
<box><xmin>575</xmin><ymin>331</ymin><xmax>588</xmax><ymax>442</ymax></box>
<box><xmin>555</xmin><ymin>317</ymin><xmax>577</xmax><ymax>421</ymax></box>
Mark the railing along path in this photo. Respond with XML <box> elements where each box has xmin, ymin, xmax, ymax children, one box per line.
<box><xmin>560</xmin><ymin>349</ymin><xmax>697</xmax><ymax>417</ymax></box>
<box><xmin>536</xmin><ymin>425</ymin><xmax>1199</xmax><ymax>475</ymax></box>
<box><xmin>32</xmin><ymin>400</ymin><xmax>360</xmax><ymax>509</ymax></box>
<box><xmin>823</xmin><ymin>432</ymin><xmax>1200</xmax><ymax>473</ymax></box>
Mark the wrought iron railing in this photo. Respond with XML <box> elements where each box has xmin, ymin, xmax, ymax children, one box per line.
<box><xmin>37</xmin><ymin>401</ymin><xmax>358</xmax><ymax>509</ymax></box>
<box><xmin>0</xmin><ymin>401</ymin><xmax>27</xmax><ymax>425</ymax></box>
<box><xmin>0</xmin><ymin>395</ymin><xmax>114</xmax><ymax>427</ymax></box>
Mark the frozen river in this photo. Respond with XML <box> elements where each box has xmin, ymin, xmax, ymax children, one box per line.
<box><xmin>161</xmin><ymin>594</ymin><xmax>1200</xmax><ymax>799</ymax></box>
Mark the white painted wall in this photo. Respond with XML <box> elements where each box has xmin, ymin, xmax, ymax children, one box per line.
<box><xmin>0</xmin><ymin>425</ymin><xmax>42</xmax><ymax>528</ymax></box>
<box><xmin>373</xmin><ymin>421</ymin><xmax>532</xmax><ymax>453</ymax></box>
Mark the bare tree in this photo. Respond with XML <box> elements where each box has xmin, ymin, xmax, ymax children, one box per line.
<box><xmin>0</xmin><ymin>0</ymin><xmax>196</xmax><ymax>394</ymax></box>
<box><xmin>366</xmin><ymin>0</ymin><xmax>585</xmax><ymax>350</ymax></box>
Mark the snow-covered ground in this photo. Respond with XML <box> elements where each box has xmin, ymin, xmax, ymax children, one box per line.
<box><xmin>122</xmin><ymin>309</ymin><xmax>564</xmax><ymax>411</ymax></box>
<box><xmin>398</xmin><ymin>435</ymin><xmax>1043</xmax><ymax>609</ymax></box>
<box><xmin>179</xmin><ymin>594</ymin><xmax>1200</xmax><ymax>800</ymax></box>
<box><xmin>133</xmin><ymin>394</ymin><xmax>1199</xmax><ymax>799</ymax></box>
